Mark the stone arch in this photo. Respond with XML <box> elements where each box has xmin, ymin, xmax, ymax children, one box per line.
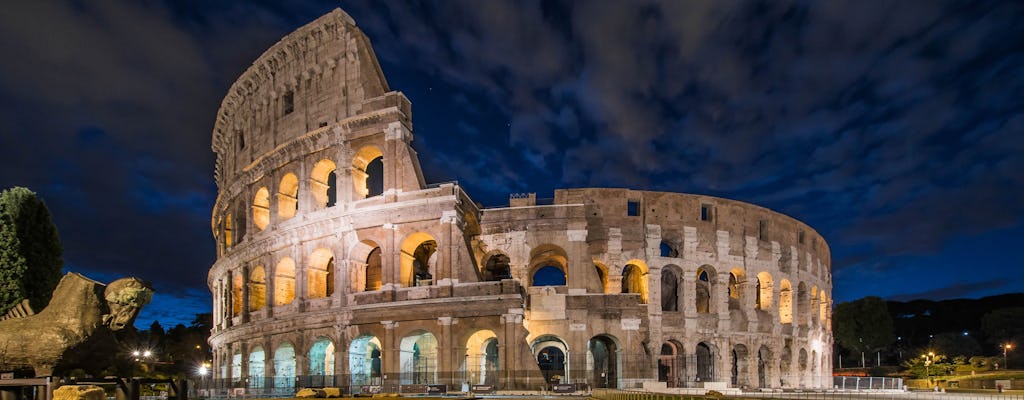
<box><xmin>593</xmin><ymin>261</ymin><xmax>609</xmax><ymax>293</ymax></box>
<box><xmin>660</xmin><ymin>240</ymin><xmax>678</xmax><ymax>257</ymax></box>
<box><xmin>728</xmin><ymin>268</ymin><xmax>746</xmax><ymax>311</ymax></box>
<box><xmin>273</xmin><ymin>342</ymin><xmax>296</xmax><ymax>390</ymax></box>
<box><xmin>780</xmin><ymin>344</ymin><xmax>793</xmax><ymax>387</ymax></box>
<box><xmin>661</xmin><ymin>265</ymin><xmax>681</xmax><ymax>312</ymax></box>
<box><xmin>231</xmin><ymin>348</ymin><xmax>242</xmax><ymax>382</ymax></box>
<box><xmin>797</xmin><ymin>282</ymin><xmax>810</xmax><ymax>326</ymax></box>
<box><xmin>399</xmin><ymin>330</ymin><xmax>439</xmax><ymax>384</ymax></box>
<box><xmin>234</xmin><ymin>200</ymin><xmax>247</xmax><ymax>244</ymax></box>
<box><xmin>695</xmin><ymin>342</ymin><xmax>717</xmax><ymax>382</ymax></box>
<box><xmin>349</xmin><ymin>335</ymin><xmax>382</xmax><ymax>386</ymax></box>
<box><xmin>779</xmin><ymin>279</ymin><xmax>793</xmax><ymax>324</ymax></box>
<box><xmin>307</xmin><ymin>248</ymin><xmax>335</xmax><ymax>299</ymax></box>
<box><xmin>529</xmin><ymin>244</ymin><xmax>568</xmax><ymax>286</ymax></box>
<box><xmin>249</xmin><ymin>345</ymin><xmax>266</xmax><ymax>389</ymax></box>
<box><xmin>731</xmin><ymin>344</ymin><xmax>750</xmax><ymax>387</ymax></box>
<box><xmin>696</xmin><ymin>265</ymin><xmax>717</xmax><ymax>314</ymax></box>
<box><xmin>253</xmin><ymin>187</ymin><xmax>270</xmax><ymax>230</ymax></box>
<box><xmin>349</xmin><ymin>239</ymin><xmax>382</xmax><ymax>291</ymax></box>
<box><xmin>621</xmin><ymin>259</ymin><xmax>649</xmax><ymax>304</ymax></box>
<box><xmin>481</xmin><ymin>251</ymin><xmax>511</xmax><ymax>281</ymax></box>
<box><xmin>232</xmin><ymin>272</ymin><xmax>243</xmax><ymax>317</ymax></box>
<box><xmin>798</xmin><ymin>348</ymin><xmax>808</xmax><ymax>371</ymax></box>
<box><xmin>310</xmin><ymin>159</ymin><xmax>338</xmax><ymax>209</ymax></box>
<box><xmin>308</xmin><ymin>336</ymin><xmax>336</xmax><ymax>377</ymax></box>
<box><xmin>756</xmin><ymin>271</ymin><xmax>773</xmax><ymax>310</ymax></box>
<box><xmin>465</xmin><ymin>330</ymin><xmax>499</xmax><ymax>385</ymax></box>
<box><xmin>531</xmin><ymin>335</ymin><xmax>568</xmax><ymax>384</ymax></box>
<box><xmin>588</xmin><ymin>334</ymin><xmax>620</xmax><ymax>388</ymax></box>
<box><xmin>400</xmin><ymin>232</ymin><xmax>437</xmax><ymax>286</ymax></box>
<box><xmin>222</xmin><ymin>213</ymin><xmax>234</xmax><ymax>250</ymax></box>
<box><xmin>277</xmin><ymin>172</ymin><xmax>299</xmax><ymax>220</ymax></box>
<box><xmin>274</xmin><ymin>257</ymin><xmax>296</xmax><ymax>306</ymax></box>
<box><xmin>353</xmin><ymin>146</ymin><xmax>383</xmax><ymax>199</ymax></box>
<box><xmin>757</xmin><ymin>345</ymin><xmax>772</xmax><ymax>388</ymax></box>
<box><xmin>249</xmin><ymin>266</ymin><xmax>266</xmax><ymax>311</ymax></box>
<box><xmin>658</xmin><ymin>340</ymin><xmax>684</xmax><ymax>387</ymax></box>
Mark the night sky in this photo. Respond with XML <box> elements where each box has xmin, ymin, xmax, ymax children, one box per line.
<box><xmin>1</xmin><ymin>1</ymin><xmax>1022</xmax><ymax>329</ymax></box>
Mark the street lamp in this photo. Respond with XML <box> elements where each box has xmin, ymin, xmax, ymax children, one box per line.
<box><xmin>1004</xmin><ymin>344</ymin><xmax>1013</xmax><ymax>370</ymax></box>
<box><xmin>922</xmin><ymin>352</ymin><xmax>935</xmax><ymax>381</ymax></box>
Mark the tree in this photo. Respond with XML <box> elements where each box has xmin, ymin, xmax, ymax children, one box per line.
<box><xmin>928</xmin><ymin>332</ymin><xmax>982</xmax><ymax>357</ymax></box>
<box><xmin>981</xmin><ymin>307</ymin><xmax>1024</xmax><ymax>344</ymax></box>
<box><xmin>0</xmin><ymin>187</ymin><xmax>63</xmax><ymax>313</ymax></box>
<box><xmin>833</xmin><ymin>296</ymin><xmax>896</xmax><ymax>356</ymax></box>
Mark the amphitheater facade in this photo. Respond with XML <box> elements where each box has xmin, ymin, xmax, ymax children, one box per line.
<box><xmin>207</xmin><ymin>8</ymin><xmax>833</xmax><ymax>393</ymax></box>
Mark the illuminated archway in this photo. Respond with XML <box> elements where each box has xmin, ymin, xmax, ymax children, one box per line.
<box><xmin>310</xmin><ymin>159</ymin><xmax>338</xmax><ymax>208</ymax></box>
<box><xmin>249</xmin><ymin>346</ymin><xmax>265</xmax><ymax>389</ymax></box>
<box><xmin>531</xmin><ymin>335</ymin><xmax>567</xmax><ymax>384</ymax></box>
<box><xmin>274</xmin><ymin>258</ymin><xmax>296</xmax><ymax>305</ymax></box>
<box><xmin>696</xmin><ymin>265</ymin><xmax>717</xmax><ymax>314</ymax></box>
<box><xmin>588</xmin><ymin>335</ymin><xmax>619</xmax><ymax>388</ymax></box>
<box><xmin>349</xmin><ymin>336</ymin><xmax>382</xmax><ymax>386</ymax></box>
<box><xmin>231</xmin><ymin>272</ymin><xmax>243</xmax><ymax>317</ymax></box>
<box><xmin>529</xmin><ymin>245</ymin><xmax>568</xmax><ymax>286</ymax></box>
<box><xmin>482</xmin><ymin>253</ymin><xmax>511</xmax><ymax>281</ymax></box>
<box><xmin>353</xmin><ymin>146</ymin><xmax>383</xmax><ymax>199</ymax></box>
<box><xmin>307</xmin><ymin>248</ymin><xmax>335</xmax><ymax>298</ymax></box>
<box><xmin>756</xmin><ymin>272</ymin><xmax>773</xmax><ymax>310</ymax></box>
<box><xmin>400</xmin><ymin>330</ymin><xmax>438</xmax><ymax>384</ymax></box>
<box><xmin>273</xmin><ymin>342</ymin><xmax>296</xmax><ymax>390</ymax></box>
<box><xmin>400</xmin><ymin>232</ymin><xmax>437</xmax><ymax>287</ymax></box>
<box><xmin>253</xmin><ymin>187</ymin><xmax>270</xmax><ymax>230</ymax></box>
<box><xmin>621</xmin><ymin>259</ymin><xmax>648</xmax><ymax>304</ymax></box>
<box><xmin>309</xmin><ymin>337</ymin><xmax>336</xmax><ymax>377</ymax></box>
<box><xmin>277</xmin><ymin>173</ymin><xmax>299</xmax><ymax>220</ymax></box>
<box><xmin>249</xmin><ymin>266</ymin><xmax>266</xmax><ymax>311</ymax></box>
<box><xmin>779</xmin><ymin>279</ymin><xmax>793</xmax><ymax>324</ymax></box>
<box><xmin>465</xmin><ymin>330</ymin><xmax>499</xmax><ymax>385</ymax></box>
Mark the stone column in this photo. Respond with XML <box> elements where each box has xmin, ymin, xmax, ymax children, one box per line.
<box><xmin>225</xmin><ymin>273</ymin><xmax>234</xmax><ymax>328</ymax></box>
<box><xmin>263</xmin><ymin>336</ymin><xmax>274</xmax><ymax>390</ymax></box>
<box><xmin>241</xmin><ymin>264</ymin><xmax>251</xmax><ymax>324</ymax></box>
<box><xmin>240</xmin><ymin>342</ymin><xmax>250</xmax><ymax>385</ymax></box>
<box><xmin>382</xmin><ymin>321</ymin><xmax>399</xmax><ymax>386</ymax></box>
<box><xmin>500</xmin><ymin>313</ymin><xmax>521</xmax><ymax>388</ymax></box>
<box><xmin>716</xmin><ymin>271</ymin><xmax>731</xmax><ymax>330</ymax></box>
<box><xmin>293</xmin><ymin>243</ymin><xmax>307</xmax><ymax>311</ymax></box>
<box><xmin>566</xmin><ymin>228</ymin><xmax>589</xmax><ymax>290</ymax></box>
<box><xmin>437</xmin><ymin>317</ymin><xmax>454</xmax><ymax>386</ymax></box>
<box><xmin>266</xmin><ymin>256</ymin><xmax>276</xmax><ymax>318</ymax></box>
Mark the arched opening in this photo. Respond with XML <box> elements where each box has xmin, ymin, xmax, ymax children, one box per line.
<box><xmin>482</xmin><ymin>253</ymin><xmax>511</xmax><ymax>281</ymax></box>
<box><xmin>465</xmin><ymin>330</ymin><xmax>499</xmax><ymax>385</ymax></box>
<box><xmin>696</xmin><ymin>266</ymin><xmax>715</xmax><ymax>314</ymax></box>
<box><xmin>231</xmin><ymin>273</ymin><xmax>243</xmax><ymax>317</ymax></box>
<box><xmin>779</xmin><ymin>279</ymin><xmax>793</xmax><ymax>324</ymax></box>
<box><xmin>365</xmin><ymin>247</ymin><xmax>382</xmax><ymax>291</ymax></box>
<box><xmin>277</xmin><ymin>173</ymin><xmax>299</xmax><ymax>220</ymax></box>
<box><xmin>307</xmin><ymin>248</ymin><xmax>335</xmax><ymax>299</ymax></box>
<box><xmin>249</xmin><ymin>346</ymin><xmax>266</xmax><ymax>389</ymax></box>
<box><xmin>798</xmin><ymin>348</ymin><xmax>808</xmax><ymax>372</ymax></box>
<box><xmin>400</xmin><ymin>232</ymin><xmax>437</xmax><ymax>287</ymax></box>
<box><xmin>348</xmin><ymin>336</ymin><xmax>382</xmax><ymax>387</ymax></box>
<box><xmin>728</xmin><ymin>268</ymin><xmax>745</xmax><ymax>311</ymax></box>
<box><xmin>531</xmin><ymin>266</ymin><xmax>565</xmax><ymax>286</ymax></box>
<box><xmin>588</xmin><ymin>335</ymin><xmax>619</xmax><ymax>388</ymax></box>
<box><xmin>593</xmin><ymin>261</ymin><xmax>609</xmax><ymax>293</ymax></box>
<box><xmin>400</xmin><ymin>331</ymin><xmax>438</xmax><ymax>384</ymax></box>
<box><xmin>532</xmin><ymin>336</ymin><xmax>567</xmax><ymax>385</ymax></box>
<box><xmin>797</xmin><ymin>282</ymin><xmax>810</xmax><ymax>327</ymax></box>
<box><xmin>731</xmin><ymin>344</ymin><xmax>749</xmax><ymax>387</ymax></box>
<box><xmin>309</xmin><ymin>337</ymin><xmax>336</xmax><ymax>380</ymax></box>
<box><xmin>311</xmin><ymin>159</ymin><xmax>338</xmax><ymax>209</ymax></box>
<box><xmin>273</xmin><ymin>342</ymin><xmax>296</xmax><ymax>390</ymax></box>
<box><xmin>696</xmin><ymin>342</ymin><xmax>716</xmax><ymax>382</ymax></box>
<box><xmin>661</xmin><ymin>267</ymin><xmax>679</xmax><ymax>312</ymax></box>
<box><xmin>621</xmin><ymin>260</ymin><xmax>648</xmax><ymax>304</ymax></box>
<box><xmin>756</xmin><ymin>272</ymin><xmax>773</xmax><ymax>310</ymax></box>
<box><xmin>353</xmin><ymin>146</ymin><xmax>383</xmax><ymax>199</ymax></box>
<box><xmin>658</xmin><ymin>341</ymin><xmax>683</xmax><ymax>388</ymax></box>
<box><xmin>529</xmin><ymin>245</ymin><xmax>568</xmax><ymax>287</ymax></box>
<box><xmin>253</xmin><ymin>187</ymin><xmax>270</xmax><ymax>230</ymax></box>
<box><xmin>660</xmin><ymin>240</ymin><xmax>678</xmax><ymax>257</ymax></box>
<box><xmin>274</xmin><ymin>258</ymin><xmax>296</xmax><ymax>306</ymax></box>
<box><xmin>249</xmin><ymin>266</ymin><xmax>266</xmax><ymax>311</ymax></box>
<box><xmin>757</xmin><ymin>345</ymin><xmax>772</xmax><ymax>388</ymax></box>
<box><xmin>223</xmin><ymin>213</ymin><xmax>234</xmax><ymax>250</ymax></box>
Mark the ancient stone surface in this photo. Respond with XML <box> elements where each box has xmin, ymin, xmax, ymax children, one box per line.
<box><xmin>208</xmin><ymin>8</ymin><xmax>832</xmax><ymax>391</ymax></box>
<box><xmin>0</xmin><ymin>273</ymin><xmax>153</xmax><ymax>376</ymax></box>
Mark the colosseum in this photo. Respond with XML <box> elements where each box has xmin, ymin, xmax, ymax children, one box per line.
<box><xmin>207</xmin><ymin>8</ymin><xmax>833</xmax><ymax>394</ymax></box>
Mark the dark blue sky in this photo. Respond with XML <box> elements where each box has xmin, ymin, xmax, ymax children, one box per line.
<box><xmin>1</xmin><ymin>1</ymin><xmax>1022</xmax><ymax>328</ymax></box>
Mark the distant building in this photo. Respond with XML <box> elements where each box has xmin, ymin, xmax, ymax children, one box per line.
<box><xmin>208</xmin><ymin>8</ymin><xmax>832</xmax><ymax>393</ymax></box>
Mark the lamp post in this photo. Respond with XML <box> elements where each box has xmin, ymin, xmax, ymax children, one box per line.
<box><xmin>1004</xmin><ymin>344</ymin><xmax>1013</xmax><ymax>370</ymax></box>
<box><xmin>921</xmin><ymin>352</ymin><xmax>935</xmax><ymax>381</ymax></box>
